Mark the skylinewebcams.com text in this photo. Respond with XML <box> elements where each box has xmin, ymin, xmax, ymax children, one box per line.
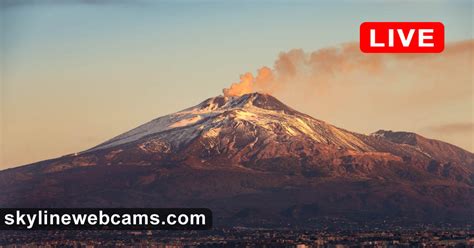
<box><xmin>3</xmin><ymin>210</ymin><xmax>207</xmax><ymax>229</ymax></box>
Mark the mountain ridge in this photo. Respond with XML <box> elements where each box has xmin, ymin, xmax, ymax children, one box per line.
<box><xmin>82</xmin><ymin>92</ymin><xmax>473</xmax><ymax>168</ymax></box>
<box><xmin>0</xmin><ymin>93</ymin><xmax>473</xmax><ymax>227</ymax></box>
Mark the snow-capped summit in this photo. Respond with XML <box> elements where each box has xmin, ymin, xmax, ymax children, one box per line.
<box><xmin>178</xmin><ymin>92</ymin><xmax>299</xmax><ymax>114</ymax></box>
<box><xmin>89</xmin><ymin>92</ymin><xmax>374</xmax><ymax>153</ymax></box>
<box><xmin>80</xmin><ymin>93</ymin><xmax>473</xmax><ymax>169</ymax></box>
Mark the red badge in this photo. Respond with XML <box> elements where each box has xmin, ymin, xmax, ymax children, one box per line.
<box><xmin>360</xmin><ymin>22</ymin><xmax>444</xmax><ymax>53</ymax></box>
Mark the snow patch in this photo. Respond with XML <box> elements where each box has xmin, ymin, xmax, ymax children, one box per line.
<box><xmin>169</xmin><ymin>115</ymin><xmax>202</xmax><ymax>128</ymax></box>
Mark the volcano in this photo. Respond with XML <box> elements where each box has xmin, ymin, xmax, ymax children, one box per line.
<box><xmin>1</xmin><ymin>93</ymin><xmax>473</xmax><ymax>227</ymax></box>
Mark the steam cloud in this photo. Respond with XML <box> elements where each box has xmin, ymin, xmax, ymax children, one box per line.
<box><xmin>223</xmin><ymin>40</ymin><xmax>474</xmax><ymax>98</ymax></box>
<box><xmin>223</xmin><ymin>40</ymin><xmax>473</xmax><ymax>151</ymax></box>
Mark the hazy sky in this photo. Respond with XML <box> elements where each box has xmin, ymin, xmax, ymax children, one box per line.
<box><xmin>1</xmin><ymin>0</ymin><xmax>473</xmax><ymax>169</ymax></box>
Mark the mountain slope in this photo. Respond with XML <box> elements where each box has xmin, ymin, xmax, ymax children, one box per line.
<box><xmin>371</xmin><ymin>130</ymin><xmax>474</xmax><ymax>166</ymax></box>
<box><xmin>90</xmin><ymin>93</ymin><xmax>376</xmax><ymax>153</ymax></box>
<box><xmin>0</xmin><ymin>93</ymin><xmax>473</xmax><ymax>227</ymax></box>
